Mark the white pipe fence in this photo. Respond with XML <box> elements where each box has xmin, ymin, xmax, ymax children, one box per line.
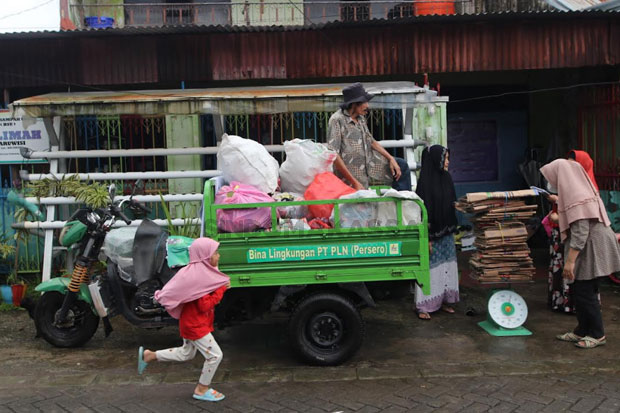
<box><xmin>21</xmin><ymin>139</ymin><xmax>426</xmax><ymax>160</ymax></box>
<box><xmin>26</xmin><ymin>194</ymin><xmax>204</xmax><ymax>205</ymax></box>
<box><xmin>21</xmin><ymin>170</ymin><xmax>221</xmax><ymax>181</ymax></box>
<box><xmin>13</xmin><ymin>218</ymin><xmax>201</xmax><ymax>230</ymax></box>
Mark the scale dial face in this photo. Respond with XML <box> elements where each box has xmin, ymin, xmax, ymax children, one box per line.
<box><xmin>487</xmin><ymin>290</ymin><xmax>528</xmax><ymax>329</ymax></box>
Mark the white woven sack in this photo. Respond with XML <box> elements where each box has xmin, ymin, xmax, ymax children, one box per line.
<box><xmin>279</xmin><ymin>139</ymin><xmax>337</xmax><ymax>194</ymax></box>
<box><xmin>217</xmin><ymin>134</ymin><xmax>279</xmax><ymax>193</ymax></box>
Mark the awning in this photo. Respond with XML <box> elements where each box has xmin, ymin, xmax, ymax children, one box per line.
<box><xmin>10</xmin><ymin>82</ymin><xmax>447</xmax><ymax>118</ymax></box>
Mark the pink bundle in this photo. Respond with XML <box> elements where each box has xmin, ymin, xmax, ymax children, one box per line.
<box><xmin>215</xmin><ymin>182</ymin><xmax>273</xmax><ymax>233</ymax></box>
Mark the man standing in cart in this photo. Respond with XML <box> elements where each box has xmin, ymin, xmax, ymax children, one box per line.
<box><xmin>327</xmin><ymin>82</ymin><xmax>411</xmax><ymax>191</ymax></box>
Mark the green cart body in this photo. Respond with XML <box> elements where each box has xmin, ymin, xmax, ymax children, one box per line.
<box><xmin>202</xmin><ymin>180</ymin><xmax>430</xmax><ymax>293</ymax></box>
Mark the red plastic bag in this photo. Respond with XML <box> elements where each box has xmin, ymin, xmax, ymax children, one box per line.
<box><xmin>304</xmin><ymin>172</ymin><xmax>356</xmax><ymax>219</ymax></box>
<box><xmin>215</xmin><ymin>182</ymin><xmax>273</xmax><ymax>233</ymax></box>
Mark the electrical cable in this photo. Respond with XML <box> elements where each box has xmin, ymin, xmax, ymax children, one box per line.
<box><xmin>0</xmin><ymin>0</ymin><xmax>56</xmax><ymax>22</ymax></box>
<box><xmin>449</xmin><ymin>81</ymin><xmax>620</xmax><ymax>103</ymax></box>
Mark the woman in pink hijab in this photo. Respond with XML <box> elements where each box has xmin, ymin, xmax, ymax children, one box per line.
<box><xmin>546</xmin><ymin>149</ymin><xmax>599</xmax><ymax>313</ymax></box>
<box><xmin>540</xmin><ymin>159</ymin><xmax>620</xmax><ymax>349</ymax></box>
<box><xmin>137</xmin><ymin>238</ymin><xmax>230</xmax><ymax>402</ymax></box>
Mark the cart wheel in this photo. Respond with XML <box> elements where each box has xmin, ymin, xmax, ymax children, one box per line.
<box><xmin>288</xmin><ymin>292</ymin><xmax>364</xmax><ymax>366</ymax></box>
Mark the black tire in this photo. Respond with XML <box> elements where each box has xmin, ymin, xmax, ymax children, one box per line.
<box><xmin>288</xmin><ymin>292</ymin><xmax>365</xmax><ymax>366</ymax></box>
<box><xmin>35</xmin><ymin>292</ymin><xmax>100</xmax><ymax>348</ymax></box>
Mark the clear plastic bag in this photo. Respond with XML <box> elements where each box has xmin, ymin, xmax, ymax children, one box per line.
<box><xmin>335</xmin><ymin>190</ymin><xmax>380</xmax><ymax>228</ymax></box>
<box><xmin>277</xmin><ymin>218</ymin><xmax>311</xmax><ymax>231</ymax></box>
<box><xmin>273</xmin><ymin>192</ymin><xmax>308</xmax><ymax>219</ymax></box>
<box><xmin>377</xmin><ymin>189</ymin><xmax>422</xmax><ymax>226</ymax></box>
<box><xmin>332</xmin><ymin>189</ymin><xmax>423</xmax><ymax>228</ymax></box>
<box><xmin>103</xmin><ymin>227</ymin><xmax>137</xmax><ymax>264</ymax></box>
<box><xmin>102</xmin><ymin>227</ymin><xmax>138</xmax><ymax>283</ymax></box>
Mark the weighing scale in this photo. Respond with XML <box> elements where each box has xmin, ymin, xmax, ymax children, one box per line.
<box><xmin>478</xmin><ymin>289</ymin><xmax>532</xmax><ymax>336</ymax></box>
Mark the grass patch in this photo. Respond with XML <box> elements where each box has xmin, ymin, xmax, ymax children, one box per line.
<box><xmin>0</xmin><ymin>303</ymin><xmax>23</xmax><ymax>312</ymax></box>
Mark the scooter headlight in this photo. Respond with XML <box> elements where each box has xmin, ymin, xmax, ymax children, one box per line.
<box><xmin>59</xmin><ymin>221</ymin><xmax>88</xmax><ymax>247</ymax></box>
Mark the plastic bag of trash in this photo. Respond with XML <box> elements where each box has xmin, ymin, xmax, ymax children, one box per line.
<box><xmin>215</xmin><ymin>181</ymin><xmax>274</xmax><ymax>233</ymax></box>
<box><xmin>377</xmin><ymin>189</ymin><xmax>422</xmax><ymax>226</ymax></box>
<box><xmin>305</xmin><ymin>172</ymin><xmax>356</xmax><ymax>219</ymax></box>
<box><xmin>280</xmin><ymin>139</ymin><xmax>337</xmax><ymax>194</ymax></box>
<box><xmin>273</xmin><ymin>192</ymin><xmax>308</xmax><ymax>219</ymax></box>
<box><xmin>277</xmin><ymin>218</ymin><xmax>311</xmax><ymax>231</ymax></box>
<box><xmin>334</xmin><ymin>190</ymin><xmax>380</xmax><ymax>228</ymax></box>
<box><xmin>217</xmin><ymin>133</ymin><xmax>279</xmax><ymax>194</ymax></box>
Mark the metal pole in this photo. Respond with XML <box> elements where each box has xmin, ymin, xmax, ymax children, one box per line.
<box><xmin>41</xmin><ymin>146</ymin><xmax>58</xmax><ymax>282</ymax></box>
<box><xmin>13</xmin><ymin>218</ymin><xmax>201</xmax><ymax>230</ymax></box>
<box><xmin>22</xmin><ymin>140</ymin><xmax>419</xmax><ymax>160</ymax></box>
<box><xmin>26</xmin><ymin>193</ymin><xmax>204</xmax><ymax>205</ymax></box>
<box><xmin>21</xmin><ymin>170</ymin><xmax>222</xmax><ymax>181</ymax></box>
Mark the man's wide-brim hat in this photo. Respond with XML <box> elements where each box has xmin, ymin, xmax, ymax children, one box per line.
<box><xmin>340</xmin><ymin>82</ymin><xmax>374</xmax><ymax>109</ymax></box>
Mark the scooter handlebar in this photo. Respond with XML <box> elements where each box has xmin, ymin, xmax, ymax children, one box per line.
<box><xmin>111</xmin><ymin>205</ymin><xmax>131</xmax><ymax>226</ymax></box>
<box><xmin>129</xmin><ymin>199</ymin><xmax>151</xmax><ymax>214</ymax></box>
<box><xmin>7</xmin><ymin>190</ymin><xmax>45</xmax><ymax>221</ymax></box>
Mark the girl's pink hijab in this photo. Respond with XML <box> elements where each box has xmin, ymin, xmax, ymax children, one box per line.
<box><xmin>154</xmin><ymin>237</ymin><xmax>229</xmax><ymax>319</ymax></box>
<box><xmin>540</xmin><ymin>158</ymin><xmax>610</xmax><ymax>242</ymax></box>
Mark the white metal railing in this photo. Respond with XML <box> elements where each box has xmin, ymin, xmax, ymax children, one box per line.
<box><xmin>12</xmin><ymin>218</ymin><xmax>201</xmax><ymax>230</ymax></box>
<box><xmin>25</xmin><ymin>193</ymin><xmax>203</xmax><ymax>205</ymax></box>
<box><xmin>20</xmin><ymin>170</ymin><xmax>221</xmax><ymax>181</ymax></box>
<box><xmin>21</xmin><ymin>139</ymin><xmax>421</xmax><ymax>159</ymax></box>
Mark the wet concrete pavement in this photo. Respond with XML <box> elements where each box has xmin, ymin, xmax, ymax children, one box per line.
<box><xmin>1</xmin><ymin>274</ymin><xmax>620</xmax><ymax>388</ymax></box>
<box><xmin>3</xmin><ymin>373</ymin><xmax>620</xmax><ymax>412</ymax></box>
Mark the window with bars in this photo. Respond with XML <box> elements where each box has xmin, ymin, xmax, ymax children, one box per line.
<box><xmin>340</xmin><ymin>1</ymin><xmax>370</xmax><ymax>22</ymax></box>
<box><xmin>387</xmin><ymin>2</ymin><xmax>414</xmax><ymax>19</ymax></box>
<box><xmin>64</xmin><ymin>115</ymin><xmax>168</xmax><ymax>195</ymax></box>
<box><xmin>164</xmin><ymin>0</ymin><xmax>195</xmax><ymax>25</ymax></box>
<box><xmin>210</xmin><ymin>109</ymin><xmax>405</xmax><ymax>160</ymax></box>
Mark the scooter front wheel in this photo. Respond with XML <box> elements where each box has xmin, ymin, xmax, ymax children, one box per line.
<box><xmin>35</xmin><ymin>292</ymin><xmax>100</xmax><ymax>347</ymax></box>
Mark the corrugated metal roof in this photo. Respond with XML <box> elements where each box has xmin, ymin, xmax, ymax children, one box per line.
<box><xmin>0</xmin><ymin>8</ymin><xmax>617</xmax><ymax>39</ymax></box>
<box><xmin>1</xmin><ymin>12</ymin><xmax>618</xmax><ymax>88</ymax></box>
<box><xmin>10</xmin><ymin>81</ymin><xmax>446</xmax><ymax>117</ymax></box>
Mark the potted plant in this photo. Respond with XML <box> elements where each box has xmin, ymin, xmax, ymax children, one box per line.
<box><xmin>6</xmin><ymin>272</ymin><xmax>27</xmax><ymax>307</ymax></box>
<box><xmin>3</xmin><ymin>270</ymin><xmax>27</xmax><ymax>306</ymax></box>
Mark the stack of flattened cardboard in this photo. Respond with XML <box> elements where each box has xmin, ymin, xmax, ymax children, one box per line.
<box><xmin>456</xmin><ymin>190</ymin><xmax>537</xmax><ymax>283</ymax></box>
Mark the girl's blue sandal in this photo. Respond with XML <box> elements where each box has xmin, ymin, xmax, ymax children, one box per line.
<box><xmin>193</xmin><ymin>389</ymin><xmax>225</xmax><ymax>402</ymax></box>
<box><xmin>138</xmin><ymin>346</ymin><xmax>148</xmax><ymax>375</ymax></box>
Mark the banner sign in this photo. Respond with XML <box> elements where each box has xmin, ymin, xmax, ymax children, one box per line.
<box><xmin>247</xmin><ymin>241</ymin><xmax>402</xmax><ymax>263</ymax></box>
<box><xmin>0</xmin><ymin>112</ymin><xmax>50</xmax><ymax>164</ymax></box>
